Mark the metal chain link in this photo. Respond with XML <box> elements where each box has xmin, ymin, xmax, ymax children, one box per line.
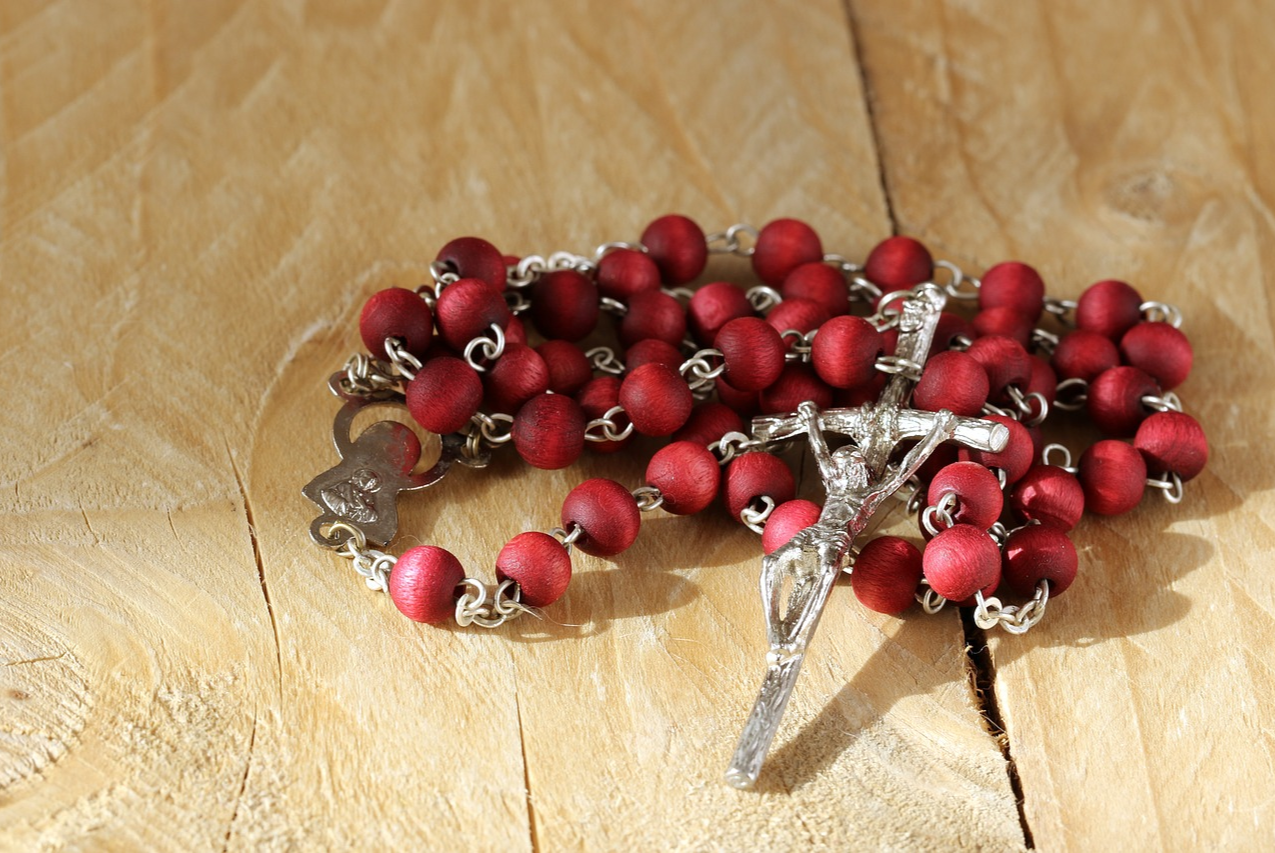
<box><xmin>584</xmin><ymin>406</ymin><xmax>634</xmax><ymax>443</ymax></box>
<box><xmin>973</xmin><ymin>581</ymin><xmax>1051</xmax><ymax>634</ymax></box>
<box><xmin>455</xmin><ymin>578</ymin><xmax>536</xmax><ymax>628</ymax></box>
<box><xmin>740</xmin><ymin>495</ymin><xmax>776</xmax><ymax>535</ymax></box>
<box><xmin>705</xmin><ymin>223</ymin><xmax>758</xmax><ymax>257</ymax></box>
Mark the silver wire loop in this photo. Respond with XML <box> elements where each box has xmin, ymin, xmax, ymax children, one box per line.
<box><xmin>462</xmin><ymin>323</ymin><xmax>507</xmax><ymax>372</ymax></box>
<box><xmin>920</xmin><ymin>492</ymin><xmax>959</xmax><ymax>538</ymax></box>
<box><xmin>706</xmin><ymin>223</ymin><xmax>758</xmax><ymax>256</ymax></box>
<box><xmin>1145</xmin><ymin>471</ymin><xmax>1185</xmax><ymax>503</ymax></box>
<box><xmin>710</xmin><ymin>432</ymin><xmax>764</xmax><ymax>466</ymax></box>
<box><xmin>1054</xmin><ymin>377</ymin><xmax>1089</xmax><ymax>411</ymax></box>
<box><xmin>1142</xmin><ymin>392</ymin><xmax>1183</xmax><ymax>413</ymax></box>
<box><xmin>384</xmin><ymin>337</ymin><xmax>424</xmax><ymax>382</ymax></box>
<box><xmin>973</xmin><ymin>580</ymin><xmax>1050</xmax><ymax>634</ymax></box>
<box><xmin>746</xmin><ymin>285</ymin><xmax>783</xmax><ymax>313</ymax></box>
<box><xmin>632</xmin><ymin>486</ymin><xmax>665</xmax><ymax>513</ymax></box>
<box><xmin>584</xmin><ymin>406</ymin><xmax>634</xmax><ymax>443</ymax></box>
<box><xmin>1041</xmin><ymin>443</ymin><xmax>1075</xmax><ymax>471</ymax></box>
<box><xmin>585</xmin><ymin>346</ymin><xmax>626</xmax><ymax>375</ymax></box>
<box><xmin>740</xmin><ymin>495</ymin><xmax>776</xmax><ymax>535</ymax></box>
<box><xmin>455</xmin><ymin>578</ymin><xmax>535</xmax><ymax>628</ymax></box>
<box><xmin>1140</xmin><ymin>301</ymin><xmax>1183</xmax><ymax>328</ymax></box>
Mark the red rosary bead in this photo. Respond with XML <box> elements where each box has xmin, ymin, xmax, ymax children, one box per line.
<box><xmin>504</xmin><ymin>316</ymin><xmax>528</xmax><ymax>346</ymax></box>
<box><xmin>959</xmin><ymin>414</ymin><xmax>1034</xmax><ymax>483</ymax></box>
<box><xmin>972</xmin><ymin>307</ymin><xmax>1034</xmax><ymax>347</ymax></box>
<box><xmin>406</xmin><ymin>356</ymin><xmax>483</xmax><ymax>434</ymax></box>
<box><xmin>1076</xmin><ymin>279</ymin><xmax>1144</xmax><ymax>340</ymax></box>
<box><xmin>619</xmin><ymin>290</ymin><xmax>687</xmax><ymax>348</ymax></box>
<box><xmin>561</xmin><ymin>478</ymin><xmax>641</xmax><ymax>557</ymax></box>
<box><xmin>596</xmin><ymin>248</ymin><xmax>662</xmax><ymax>301</ymax></box>
<box><xmin>1010</xmin><ymin>465</ymin><xmax>1085</xmax><ymax>530</ymax></box>
<box><xmin>1087</xmin><ymin>366</ymin><xmax>1160</xmax><ymax>436</ymax></box>
<box><xmin>536</xmin><ymin>340</ymin><xmax>592</xmax><ymax>395</ymax></box>
<box><xmin>435</xmin><ymin>236</ymin><xmax>507</xmax><ymax>292</ymax></box>
<box><xmin>853</xmin><ymin>535</ymin><xmax>923</xmax><ymax>615</ymax></box>
<box><xmin>645</xmin><ymin>441</ymin><xmax>720</xmax><ymax>515</ymax></box>
<box><xmin>689</xmin><ymin>282</ymin><xmax>753</xmax><ymax>345</ymax></box>
<box><xmin>435</xmin><ymin>278</ymin><xmax>512</xmax><ymax>350</ymax></box>
<box><xmin>484</xmin><ymin>344</ymin><xmax>550</xmax><ymax>414</ymax></box>
<box><xmin>674</xmin><ymin>402</ymin><xmax>745</xmax><ymax>448</ymax></box>
<box><xmin>619</xmin><ymin>363</ymin><xmax>693</xmax><ymax>436</ymax></box>
<box><xmin>1052</xmin><ymin>329</ymin><xmax>1120</xmax><ymax>382</ymax></box>
<box><xmin>810</xmin><ymin>315</ymin><xmax>884</xmax><ymax>390</ymax></box>
<box><xmin>911</xmin><ymin>350</ymin><xmax>989</xmax><ymax>416</ymax></box>
<box><xmin>576</xmin><ymin>376</ymin><xmax>630</xmax><ymax>454</ymax></box>
<box><xmin>512</xmin><ymin>392</ymin><xmax>586</xmax><ymax>470</ymax></box>
<box><xmin>715</xmin><ymin>376</ymin><xmax>759</xmax><ymax>416</ymax></box>
<box><xmin>758</xmin><ymin>363</ymin><xmax>834</xmax><ymax>415</ymax></box>
<box><xmin>752</xmin><ymin>218</ymin><xmax>823</xmax><ymax>286</ymax></box>
<box><xmin>1134</xmin><ymin>411</ymin><xmax>1208</xmax><ymax>481</ymax></box>
<box><xmin>761</xmin><ymin>499</ymin><xmax>822</xmax><ymax>554</ymax></box>
<box><xmin>625</xmin><ymin>338</ymin><xmax>684</xmax><ymax>373</ymax></box>
<box><xmin>764</xmin><ymin>297</ymin><xmax>830</xmax><ymax>338</ymax></box>
<box><xmin>1026</xmin><ymin>356</ymin><xmax>1058</xmax><ymax>409</ymax></box>
<box><xmin>389</xmin><ymin>545</ymin><xmax>465</xmax><ymax>624</ymax></box>
<box><xmin>929</xmin><ymin>312</ymin><xmax>974</xmax><ymax>357</ymax></box>
<box><xmin>640</xmin><ymin>214</ymin><xmax>707</xmax><ymax>285</ymax></box>
<box><xmin>927</xmin><ymin>462</ymin><xmax>1004</xmax><ymax>529</ymax></box>
<box><xmin>495</xmin><ymin>531</ymin><xmax>572</xmax><ymax>608</ymax></box>
<box><xmin>724</xmin><ymin>453</ymin><xmax>796</xmax><ymax>521</ymax></box>
<box><xmin>715</xmin><ymin>317</ymin><xmax>786</xmax><ymax>392</ymax></box>
<box><xmin>922</xmin><ymin>524</ymin><xmax>1001</xmax><ymax>602</ymax></box>
<box><xmin>979</xmin><ymin>261</ymin><xmax>1045</xmax><ymax>321</ymax></box>
<box><xmin>1002</xmin><ymin>525</ymin><xmax>1078</xmax><ymax>598</ymax></box>
<box><xmin>965</xmin><ymin>335</ymin><xmax>1032</xmax><ymax>401</ymax></box>
<box><xmin>531</xmin><ymin>269</ymin><xmax>599</xmax><ymax>342</ymax></box>
<box><xmin>1120</xmin><ymin>322</ymin><xmax>1193</xmax><ymax>390</ymax></box>
<box><xmin>863</xmin><ymin>236</ymin><xmax>933</xmax><ymax>297</ymax></box>
<box><xmin>1078</xmin><ymin>440</ymin><xmax>1147</xmax><ymax>515</ymax></box>
<box><xmin>359</xmin><ymin>288</ymin><xmax>434</xmax><ymax>359</ymax></box>
<box><xmin>781</xmin><ymin>262</ymin><xmax>849</xmax><ymax>317</ymax></box>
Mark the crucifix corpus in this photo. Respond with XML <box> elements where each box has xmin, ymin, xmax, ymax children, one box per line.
<box><xmin>725</xmin><ymin>287</ymin><xmax>1009</xmax><ymax>789</ymax></box>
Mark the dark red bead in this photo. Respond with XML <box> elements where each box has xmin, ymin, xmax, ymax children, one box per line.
<box><xmin>406</xmin><ymin>356</ymin><xmax>483</xmax><ymax>434</ymax></box>
<box><xmin>504</xmin><ymin>316</ymin><xmax>527</xmax><ymax>346</ymax></box>
<box><xmin>435</xmin><ymin>236</ymin><xmax>506</xmax><ymax>292</ymax></box>
<box><xmin>966</xmin><ymin>335</ymin><xmax>1032</xmax><ymax>400</ymax></box>
<box><xmin>625</xmin><ymin>338</ymin><xmax>684</xmax><ymax>373</ymax></box>
<box><xmin>715</xmin><ymin>317</ymin><xmax>786</xmax><ymax>392</ymax></box>
<box><xmin>360</xmin><ymin>288</ymin><xmax>434</xmax><ymax>359</ymax></box>
<box><xmin>512</xmin><ymin>392</ymin><xmax>586</xmax><ymax>470</ymax></box>
<box><xmin>765</xmin><ymin>298</ymin><xmax>830</xmax><ymax>339</ymax></box>
<box><xmin>562</xmin><ymin>479</ymin><xmax>641</xmax><ymax>557</ymax></box>
<box><xmin>752</xmin><ymin>219</ymin><xmax>823</xmax><ymax>286</ymax></box>
<box><xmin>762</xmin><ymin>499</ymin><xmax>822</xmax><ymax>554</ymax></box>
<box><xmin>922</xmin><ymin>524</ymin><xmax>1001</xmax><ymax>602</ymax></box>
<box><xmin>1087</xmin><ymin>366</ymin><xmax>1160</xmax><ymax>436</ymax></box>
<box><xmin>864</xmin><ymin>236</ymin><xmax>933</xmax><ymax>297</ymax></box>
<box><xmin>484</xmin><ymin>344</ymin><xmax>550</xmax><ymax>414</ymax></box>
<box><xmin>1120</xmin><ymin>322</ymin><xmax>1193</xmax><ymax>390</ymax></box>
<box><xmin>1026</xmin><ymin>357</ymin><xmax>1058</xmax><ymax>409</ymax></box>
<box><xmin>389</xmin><ymin>546</ymin><xmax>464</xmax><ymax>624</ymax></box>
<box><xmin>836</xmin><ymin>372</ymin><xmax>888</xmax><ymax>408</ymax></box>
<box><xmin>1052</xmin><ymin>329</ymin><xmax>1120</xmax><ymax>382</ymax></box>
<box><xmin>536</xmin><ymin>340</ymin><xmax>592</xmax><ymax>396</ymax></box>
<box><xmin>979</xmin><ymin>262</ymin><xmax>1045</xmax><ymax>321</ymax></box>
<box><xmin>810</xmin><ymin>315</ymin><xmax>884</xmax><ymax>390</ymax></box>
<box><xmin>618</xmin><ymin>363</ymin><xmax>693</xmax><ymax>436</ymax></box>
<box><xmin>531</xmin><ymin>269</ymin><xmax>599</xmax><ymax>342</ymax></box>
<box><xmin>496</xmin><ymin>532</ymin><xmax>572</xmax><ymax>608</ymax></box>
<box><xmin>972</xmin><ymin>307</ymin><xmax>1033</xmax><ymax>347</ymax></box>
<box><xmin>758</xmin><ymin>363</ymin><xmax>834</xmax><ymax>415</ymax></box>
<box><xmin>929</xmin><ymin>312</ymin><xmax>974</xmax><ymax>357</ymax></box>
<box><xmin>641</xmin><ymin>214</ymin><xmax>707</xmax><ymax>285</ymax></box>
<box><xmin>596</xmin><ymin>248</ymin><xmax>661</xmax><ymax>301</ymax></box>
<box><xmin>927</xmin><ymin>462</ymin><xmax>1004</xmax><ymax>530</ymax></box>
<box><xmin>674</xmin><ymin>402</ymin><xmax>745</xmax><ymax>448</ymax></box>
<box><xmin>912</xmin><ymin>351</ymin><xmax>989</xmax><ymax>417</ymax></box>
<box><xmin>688</xmin><ymin>282</ymin><xmax>753</xmax><ymax>345</ymax></box>
<box><xmin>619</xmin><ymin>290</ymin><xmax>687</xmax><ymax>348</ymax></box>
<box><xmin>959</xmin><ymin>415</ymin><xmax>1034</xmax><ymax>483</ymax></box>
<box><xmin>913</xmin><ymin>442</ymin><xmax>960</xmax><ymax>486</ymax></box>
<box><xmin>1077</xmin><ymin>280</ymin><xmax>1143</xmax><ymax>340</ymax></box>
<box><xmin>576</xmin><ymin>376</ymin><xmax>629</xmax><ymax>454</ymax></box>
<box><xmin>724</xmin><ymin>452</ymin><xmax>796</xmax><ymax>521</ymax></box>
<box><xmin>646</xmin><ymin>441</ymin><xmax>720</xmax><ymax>515</ymax></box>
<box><xmin>1010</xmin><ymin>465</ymin><xmax>1084</xmax><ymax>530</ymax></box>
<box><xmin>715</xmin><ymin>376</ymin><xmax>759</xmax><ymax>415</ymax></box>
<box><xmin>1134</xmin><ymin>411</ymin><xmax>1208</xmax><ymax>481</ymax></box>
<box><xmin>435</xmin><ymin>278</ymin><xmax>512</xmax><ymax>350</ymax></box>
<box><xmin>853</xmin><ymin>535</ymin><xmax>923</xmax><ymax>614</ymax></box>
<box><xmin>1078</xmin><ymin>440</ymin><xmax>1147</xmax><ymax>515</ymax></box>
<box><xmin>1002</xmin><ymin>525</ymin><xmax>1077</xmax><ymax>598</ymax></box>
<box><xmin>781</xmin><ymin>262</ymin><xmax>849</xmax><ymax>317</ymax></box>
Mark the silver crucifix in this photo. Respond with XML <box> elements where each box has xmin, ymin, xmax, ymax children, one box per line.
<box><xmin>725</xmin><ymin>287</ymin><xmax>1009</xmax><ymax>789</ymax></box>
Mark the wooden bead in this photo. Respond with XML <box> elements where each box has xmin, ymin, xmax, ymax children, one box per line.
<box><xmin>922</xmin><ymin>524</ymin><xmax>1001</xmax><ymax>602</ymax></box>
<box><xmin>724</xmin><ymin>453</ymin><xmax>796</xmax><ymax>521</ymax></box>
<box><xmin>836</xmin><ymin>372</ymin><xmax>887</xmax><ymax>408</ymax></box>
<box><xmin>576</xmin><ymin>376</ymin><xmax>630</xmax><ymax>454</ymax></box>
<box><xmin>715</xmin><ymin>376</ymin><xmax>759</xmax><ymax>415</ymax></box>
<box><xmin>764</xmin><ymin>297</ymin><xmax>830</xmax><ymax>337</ymax></box>
<box><xmin>619</xmin><ymin>290</ymin><xmax>687</xmax><ymax>348</ymax></box>
<box><xmin>966</xmin><ymin>335</ymin><xmax>1032</xmax><ymax>400</ymax></box>
<box><xmin>758</xmin><ymin>363</ymin><xmax>834</xmax><ymax>415</ymax></box>
<box><xmin>688</xmin><ymin>281</ymin><xmax>753</xmax><ymax>345</ymax></box>
<box><xmin>979</xmin><ymin>261</ymin><xmax>1045</xmax><ymax>321</ymax></box>
<box><xmin>1087</xmin><ymin>366</ymin><xmax>1160</xmax><ymax>436</ymax></box>
<box><xmin>512</xmin><ymin>392</ymin><xmax>586</xmax><ymax>470</ymax></box>
<box><xmin>435</xmin><ymin>278</ymin><xmax>512</xmax><ymax>350</ymax></box>
<box><xmin>406</xmin><ymin>356</ymin><xmax>483</xmax><ymax>434</ymax></box>
<box><xmin>810</xmin><ymin>315</ymin><xmax>884</xmax><ymax>390</ymax></box>
<box><xmin>1120</xmin><ymin>322</ymin><xmax>1193</xmax><ymax>390</ymax></box>
<box><xmin>752</xmin><ymin>218</ymin><xmax>823</xmax><ymax>286</ymax></box>
<box><xmin>561</xmin><ymin>478</ymin><xmax>641</xmax><ymax>557</ymax></box>
<box><xmin>484</xmin><ymin>344</ymin><xmax>550</xmax><ymax>414</ymax></box>
<box><xmin>1076</xmin><ymin>279</ymin><xmax>1143</xmax><ymax>340</ymax></box>
<box><xmin>1135</xmin><ymin>411</ymin><xmax>1208</xmax><ymax>481</ymax></box>
<box><xmin>927</xmin><ymin>462</ymin><xmax>1004</xmax><ymax>529</ymax></box>
<box><xmin>646</xmin><ymin>441</ymin><xmax>720</xmax><ymax>515</ymax></box>
<box><xmin>625</xmin><ymin>338</ymin><xmax>684</xmax><ymax>373</ymax></box>
<box><xmin>359</xmin><ymin>287</ymin><xmax>434</xmax><ymax>359</ymax></box>
<box><xmin>912</xmin><ymin>350</ymin><xmax>989</xmax><ymax>416</ymax></box>
<box><xmin>761</xmin><ymin>499</ymin><xmax>822</xmax><ymax>554</ymax></box>
<box><xmin>972</xmin><ymin>307</ymin><xmax>1033</xmax><ymax>347</ymax></box>
<box><xmin>641</xmin><ymin>214</ymin><xmax>707</xmax><ymax>285</ymax></box>
<box><xmin>1078</xmin><ymin>440</ymin><xmax>1147</xmax><ymax>515</ymax></box>
<box><xmin>1002</xmin><ymin>525</ymin><xmax>1078</xmax><ymax>598</ymax></box>
<box><xmin>495</xmin><ymin>532</ymin><xmax>572</xmax><ymax>608</ymax></box>
<box><xmin>389</xmin><ymin>546</ymin><xmax>464</xmax><ymax>624</ymax></box>
<box><xmin>715</xmin><ymin>317</ymin><xmax>786</xmax><ymax>392</ymax></box>
<box><xmin>531</xmin><ymin>269</ymin><xmax>599</xmax><ymax>342</ymax></box>
<box><xmin>913</xmin><ymin>442</ymin><xmax>960</xmax><ymax>486</ymax></box>
<box><xmin>853</xmin><ymin>536</ymin><xmax>923</xmax><ymax>614</ymax></box>
<box><xmin>1026</xmin><ymin>356</ymin><xmax>1058</xmax><ymax>408</ymax></box>
<box><xmin>618</xmin><ymin>363</ymin><xmax>693</xmax><ymax>436</ymax></box>
<box><xmin>781</xmin><ymin>262</ymin><xmax>849</xmax><ymax>317</ymax></box>
<box><xmin>1052</xmin><ymin>329</ymin><xmax>1120</xmax><ymax>382</ymax></box>
<box><xmin>536</xmin><ymin>340</ymin><xmax>592</xmax><ymax>396</ymax></box>
<box><xmin>929</xmin><ymin>312</ymin><xmax>974</xmax><ymax>357</ymax></box>
<box><xmin>674</xmin><ymin>402</ymin><xmax>745</xmax><ymax>448</ymax></box>
<box><xmin>503</xmin><ymin>315</ymin><xmax>528</xmax><ymax>346</ymax></box>
<box><xmin>959</xmin><ymin>415</ymin><xmax>1034</xmax><ymax>483</ymax></box>
<box><xmin>435</xmin><ymin>236</ymin><xmax>506</xmax><ymax>292</ymax></box>
<box><xmin>596</xmin><ymin>248</ymin><xmax>661</xmax><ymax>301</ymax></box>
<box><xmin>864</xmin><ymin>236</ymin><xmax>932</xmax><ymax>297</ymax></box>
<box><xmin>1010</xmin><ymin>465</ymin><xmax>1085</xmax><ymax>530</ymax></box>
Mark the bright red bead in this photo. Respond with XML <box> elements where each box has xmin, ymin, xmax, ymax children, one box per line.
<box><xmin>1010</xmin><ymin>465</ymin><xmax>1085</xmax><ymax>530</ymax></box>
<box><xmin>1002</xmin><ymin>525</ymin><xmax>1077</xmax><ymax>598</ymax></box>
<box><xmin>972</xmin><ymin>307</ymin><xmax>1033</xmax><ymax>347</ymax></box>
<box><xmin>689</xmin><ymin>282</ymin><xmax>753</xmax><ymax>345</ymax></box>
<box><xmin>360</xmin><ymin>288</ymin><xmax>434</xmax><ymax>359</ymax></box>
<box><xmin>1087</xmin><ymin>366</ymin><xmax>1160</xmax><ymax>436</ymax></box>
<box><xmin>966</xmin><ymin>335</ymin><xmax>1032</xmax><ymax>400</ymax></box>
<box><xmin>435</xmin><ymin>236</ymin><xmax>506</xmax><ymax>292</ymax></box>
<box><xmin>435</xmin><ymin>278</ymin><xmax>512</xmax><ymax>350</ymax></box>
<box><xmin>646</xmin><ymin>441</ymin><xmax>720</xmax><ymax>515</ymax></box>
<box><xmin>496</xmin><ymin>532</ymin><xmax>572</xmax><ymax>608</ymax></box>
<box><xmin>641</xmin><ymin>214</ymin><xmax>707</xmax><ymax>284</ymax></box>
<box><xmin>531</xmin><ymin>269</ymin><xmax>599</xmax><ymax>342</ymax></box>
<box><xmin>979</xmin><ymin>261</ymin><xmax>1045</xmax><ymax>321</ymax></box>
<box><xmin>389</xmin><ymin>546</ymin><xmax>464</xmax><ymax>624</ymax></box>
<box><xmin>625</xmin><ymin>338</ymin><xmax>684</xmax><ymax>373</ymax></box>
<box><xmin>922</xmin><ymin>524</ymin><xmax>1001</xmax><ymax>602</ymax></box>
<box><xmin>512</xmin><ymin>392</ymin><xmax>586</xmax><ymax>470</ymax></box>
<box><xmin>912</xmin><ymin>350</ymin><xmax>989</xmax><ymax>417</ymax></box>
<box><xmin>1134</xmin><ymin>411</ymin><xmax>1208</xmax><ymax>481</ymax></box>
<box><xmin>596</xmin><ymin>248</ymin><xmax>662</xmax><ymax>301</ymax></box>
<box><xmin>810</xmin><ymin>315</ymin><xmax>884</xmax><ymax>390</ymax></box>
<box><xmin>764</xmin><ymin>297</ymin><xmax>830</xmax><ymax>338</ymax></box>
<box><xmin>1076</xmin><ymin>280</ymin><xmax>1143</xmax><ymax>340</ymax></box>
<box><xmin>561</xmin><ymin>479</ymin><xmax>641</xmax><ymax>557</ymax></box>
<box><xmin>781</xmin><ymin>262</ymin><xmax>849</xmax><ymax>317</ymax></box>
<box><xmin>536</xmin><ymin>340</ymin><xmax>592</xmax><ymax>395</ymax></box>
<box><xmin>724</xmin><ymin>453</ymin><xmax>796</xmax><ymax>521</ymax></box>
<box><xmin>752</xmin><ymin>219</ymin><xmax>823</xmax><ymax>286</ymax></box>
<box><xmin>853</xmin><ymin>536</ymin><xmax>923</xmax><ymax>614</ymax></box>
<box><xmin>406</xmin><ymin>356</ymin><xmax>483</xmax><ymax>434</ymax></box>
<box><xmin>576</xmin><ymin>376</ymin><xmax>629</xmax><ymax>454</ymax></box>
<box><xmin>1120</xmin><ymin>322</ymin><xmax>1193</xmax><ymax>390</ymax></box>
<box><xmin>715</xmin><ymin>317</ymin><xmax>786</xmax><ymax>392</ymax></box>
<box><xmin>864</xmin><ymin>236</ymin><xmax>933</xmax><ymax>297</ymax></box>
<box><xmin>762</xmin><ymin>499</ymin><xmax>822</xmax><ymax>554</ymax></box>
<box><xmin>618</xmin><ymin>363</ymin><xmax>693</xmax><ymax>436</ymax></box>
<box><xmin>1078</xmin><ymin>440</ymin><xmax>1147</xmax><ymax>515</ymax></box>
<box><xmin>959</xmin><ymin>415</ymin><xmax>1034</xmax><ymax>483</ymax></box>
<box><xmin>758</xmin><ymin>363</ymin><xmax>834</xmax><ymax>415</ymax></box>
<box><xmin>1052</xmin><ymin>329</ymin><xmax>1120</xmax><ymax>382</ymax></box>
<box><xmin>619</xmin><ymin>290</ymin><xmax>687</xmax><ymax>348</ymax></box>
<box><xmin>484</xmin><ymin>344</ymin><xmax>550</xmax><ymax>414</ymax></box>
<box><xmin>927</xmin><ymin>462</ymin><xmax>1004</xmax><ymax>529</ymax></box>
<box><xmin>674</xmin><ymin>402</ymin><xmax>745</xmax><ymax>448</ymax></box>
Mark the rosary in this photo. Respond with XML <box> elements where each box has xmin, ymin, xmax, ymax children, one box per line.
<box><xmin>303</xmin><ymin>215</ymin><xmax>1207</xmax><ymax>789</ymax></box>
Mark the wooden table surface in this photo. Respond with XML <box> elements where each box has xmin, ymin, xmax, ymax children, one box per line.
<box><xmin>2</xmin><ymin>1</ymin><xmax>1271</xmax><ymax>850</ymax></box>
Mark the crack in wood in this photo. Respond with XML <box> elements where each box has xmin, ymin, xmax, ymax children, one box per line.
<box><xmin>3</xmin><ymin>653</ymin><xmax>66</xmax><ymax>667</ymax></box>
<box><xmin>513</xmin><ymin>687</ymin><xmax>539</xmax><ymax>853</ymax></box>
<box><xmin>222</xmin><ymin>713</ymin><xmax>258</xmax><ymax>853</ymax></box>
<box><xmin>840</xmin><ymin>0</ymin><xmax>900</xmax><ymax>235</ymax></box>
